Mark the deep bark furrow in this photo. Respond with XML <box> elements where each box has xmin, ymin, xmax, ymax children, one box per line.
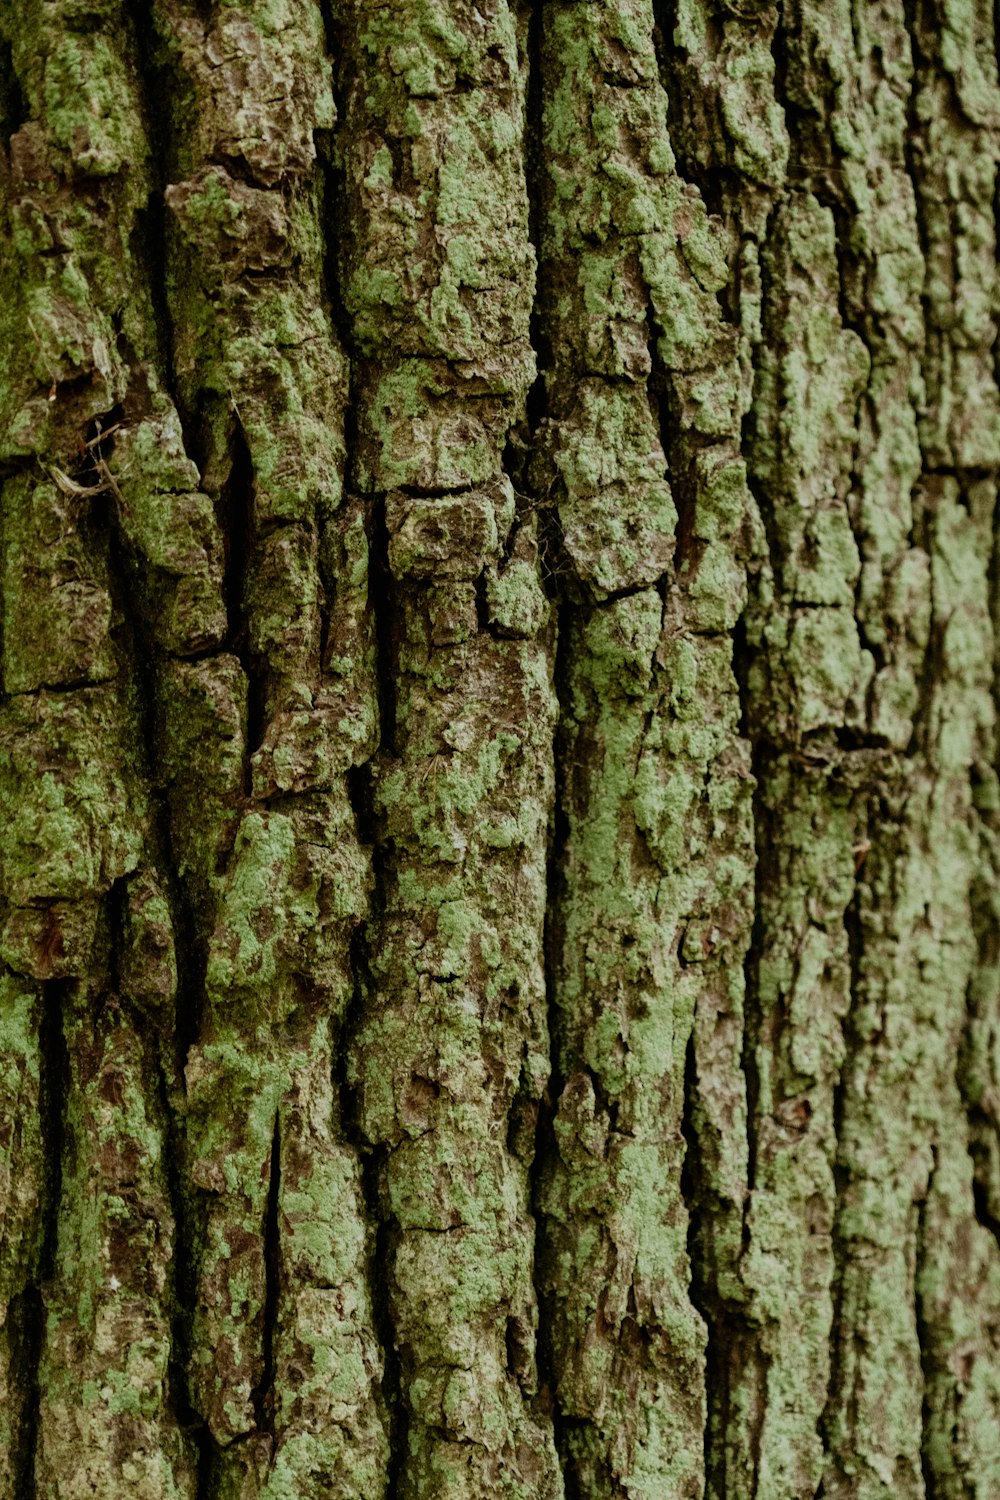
<box><xmin>336</xmin><ymin>3</ymin><xmax>560</xmax><ymax>1494</ymax></box>
<box><xmin>531</xmin><ymin>3</ymin><xmax>757</xmax><ymax>1494</ymax></box>
<box><xmin>732</xmin><ymin>5</ymin><xmax>877</xmax><ymax>1459</ymax></box>
<box><xmin>0</xmin><ymin>0</ymin><xmax>220</xmax><ymax>1490</ymax></box>
<box><xmin>900</xmin><ymin>7</ymin><xmax>1000</xmax><ymax>1495</ymax></box>
<box><xmin>520</xmin><ymin>9</ymin><xmax>561</xmax><ymax>1462</ymax></box>
<box><xmin>101</xmin><ymin>410</ymin><xmax>218</xmax><ymax>1482</ymax></box>
<box><xmin>0</xmin><ymin>0</ymin><xmax>391</xmax><ymax>1493</ymax></box>
<box><xmin>645</xmin><ymin>14</ymin><xmax>790</xmax><ymax>1491</ymax></box>
<box><xmin>146</xmin><ymin>5</ymin><xmax>391</xmax><ymax>1495</ymax></box>
<box><xmin>648</xmin><ymin>1</ymin><xmax>999</xmax><ymax>1494</ymax></box>
<box><xmin>22</xmin><ymin>981</ymin><xmax>67</xmax><ymax>1493</ymax></box>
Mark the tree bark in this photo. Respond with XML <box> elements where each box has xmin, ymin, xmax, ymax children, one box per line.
<box><xmin>0</xmin><ymin>2</ymin><xmax>998</xmax><ymax>1498</ymax></box>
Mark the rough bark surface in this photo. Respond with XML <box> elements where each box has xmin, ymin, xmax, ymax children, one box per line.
<box><xmin>0</xmin><ymin>1</ymin><xmax>998</xmax><ymax>1498</ymax></box>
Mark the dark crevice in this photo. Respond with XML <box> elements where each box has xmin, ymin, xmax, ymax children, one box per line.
<box><xmin>250</xmin><ymin>1114</ymin><xmax>281</xmax><ymax>1437</ymax></box>
<box><xmin>726</xmin><ymin>179</ymin><xmax>782</xmax><ymax>1489</ymax></box>
<box><xmin>83</xmin><ymin>113</ymin><xmax>222</xmax><ymax>1500</ymax></box>
<box><xmin>0</xmin><ymin>34</ymin><xmax>27</xmax><ymax>147</ymax></box>
<box><xmin>218</xmin><ymin>419</ymin><xmax>266</xmax><ymax>783</ymax></box>
<box><xmin>22</xmin><ymin>979</ymin><xmax>71</xmax><ymax>1489</ymax></box>
<box><xmin>650</xmin><ymin>0</ymin><xmax>729</xmax><ymax>221</ymax></box>
<box><xmin>536</xmin><ymin>499</ymin><xmax>579</xmax><ymax>602</ymax></box>
<box><xmin>969</xmin><ymin>1169</ymin><xmax>1000</xmax><ymax>1253</ymax></box>
<box><xmin>341</xmin><ymin>748</ymin><xmax>404</xmax><ymax>1481</ymax></box>
<box><xmin>730</xmin><ymin>612</ymin><xmax>752</xmax><ymax>742</ymax></box>
<box><xmin>3</xmin><ymin>673</ymin><xmax>119</xmax><ymax>699</ymax></box>
<box><xmin>965</xmin><ymin>457</ymin><xmax>1000</xmax><ymax>1253</ymax></box>
<box><xmin>151</xmin><ymin>1051</ymin><xmax>214</xmax><ymax>1497</ymax></box>
<box><xmin>365</xmin><ymin>1162</ymin><xmax>406</xmax><ymax>1500</ymax></box>
<box><xmin>129</xmin><ymin>0</ymin><xmax>200</xmax><ymax>470</ymax></box>
<box><xmin>129</xmin><ymin>0</ymin><xmax>175</xmax><ymax>379</ymax></box>
<box><xmin>94</xmin><ymin>415</ymin><xmax>216</xmax><ymax>1483</ymax></box>
<box><xmin>7</xmin><ymin>1287</ymin><xmax>43</xmax><ymax>1499</ymax></box>
<box><xmin>816</xmin><ymin>798</ymin><xmax>870</xmax><ymax>1479</ymax></box>
<box><xmin>0</xmin><ymin>456</ymin><xmax>35</xmax><ymax>491</ymax></box>
<box><xmin>518</xmin><ymin>0</ymin><xmax>575</xmax><ymax>1479</ymax></box>
<box><xmin>316</xmin><ymin>0</ymin><xmax>344</xmax><ymax>102</ymax></box>
<box><xmin>557</xmin><ymin>1435</ymin><xmax>586</xmax><ymax>1500</ymax></box>
<box><xmin>321</xmin><ymin>5</ymin><xmax>406</xmax><ymax>1485</ymax></box>
<box><xmin>367</xmin><ymin>493</ymin><xmax>399</xmax><ymax>757</ymax></box>
<box><xmin>735</xmin><ymin>734</ymin><xmax>770</xmax><ymax>1205</ymax></box>
<box><xmin>531</xmin><ymin>599</ymin><xmax>573</xmax><ymax>1479</ymax></box>
<box><xmin>132</xmin><ymin>189</ymin><xmax>174</xmax><ymax>381</ymax></box>
<box><xmin>642</xmin><ymin>298</ymin><xmax>685</xmax><ymax>569</ymax></box>
<box><xmin>678</xmin><ymin>1030</ymin><xmax>716</xmax><ymax>1493</ymax></box>
<box><xmin>84</xmin><ymin>405</ymin><xmax>127</xmax><ymax>457</ymax></box>
<box><xmin>914</xmin><ymin>1165</ymin><xmax>941</xmax><ymax>1500</ymax></box>
<box><xmin>322</xmin><ymin>10</ymin><xmax>397</xmax><ymax>765</ymax></box>
<box><xmin>741</xmin><ymin>195</ymin><xmax>785</xmax><ymax>591</ymax></box>
<box><xmin>340</xmin><ymin>938</ymin><xmax>406</xmax><ymax>1492</ymax></box>
<box><xmin>900</xmin><ymin>0</ymin><xmax>934</xmax><ymax>378</ymax></box>
<box><xmin>966</xmin><ymin>779</ymin><xmax>1000</xmax><ymax>1250</ymax></box>
<box><xmin>395</xmin><ymin>481</ymin><xmax>475</xmax><ymax>500</ymax></box>
<box><xmin>522</xmin><ymin>0</ymin><xmax>549</xmax><ymax>444</ymax></box>
<box><xmin>220</xmin><ymin>419</ymin><xmax>253</xmax><ymax>654</ymax></box>
<box><xmin>708</xmin><ymin>730</ymin><xmax>770</xmax><ymax>1500</ymax></box>
<box><xmin>91</xmin><ymin>412</ymin><xmax>206</xmax><ymax>1071</ymax></box>
<box><xmin>106</xmin><ymin>875</ymin><xmax>129</xmax><ymax>997</ymax></box>
<box><xmin>803</xmin><ymin>112</ymin><xmax>885</xmax><ymax>691</ymax></box>
<box><xmin>317</xmin><ymin>1</ymin><xmax>355</xmax><ymax>365</ymax></box>
<box><xmin>667</xmin><ymin>443</ymin><xmax>699</xmax><ymax>583</ymax></box>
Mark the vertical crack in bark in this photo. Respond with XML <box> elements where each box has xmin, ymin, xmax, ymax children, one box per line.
<box><xmin>643</xmin><ymin>295</ymin><xmax>689</xmax><ymax>571</ymax></box>
<box><xmin>815</xmin><ymin>0</ymin><xmax>1000</xmax><ymax>1482</ymax></box>
<box><xmin>80</xmin><ymin>6</ymin><xmax>232</xmax><ymax>1473</ymax></box>
<box><xmin>522</xmin><ymin>0</ymin><xmax>546</xmax><ymax>378</ymax></box>
<box><xmin>737</xmin><ymin>757</ymin><xmax>766</xmax><ymax>1197</ymax></box>
<box><xmin>526</xmin><ymin>1</ymin><xmax>752</xmax><ymax>1489</ymax></box>
<box><xmin>366</xmin><ymin>491</ymin><xmax>398</xmax><ymax>759</ymax></box>
<box><xmin>332</xmin><ymin>0</ymin><xmax>562</xmax><ymax>1483</ymax></box>
<box><xmin>149</xmin><ymin>0</ymin><xmax>393</xmax><ymax>1449</ymax></box>
<box><xmin>0</xmin><ymin>34</ymin><xmax>25</xmax><ymax>150</ymax></box>
<box><xmin>151</xmin><ymin>1042</ymin><xmax>213</xmax><ymax>1500</ymax></box>
<box><xmin>364</xmin><ymin>1163</ymin><xmax>405</xmax><ymax>1500</ymax></box>
<box><xmin>714</xmin><ymin>204</ymin><xmax>781</xmax><ymax>1496</ymax></box>
<box><xmin>647</xmin><ymin>13</ymin><xmax>742</xmax><ymax>595</ymax></box>
<box><xmin>323</xmin><ymin>10</ymin><xmax>402</xmax><ymax>1476</ymax></box>
<box><xmin>96</xmin><ymin>413</ymin><xmax>215</xmax><ymax>1480</ymax></box>
<box><xmin>649</xmin><ymin>0</ymin><xmax>726</xmax><ymax>219</ymax></box>
<box><xmin>534</xmin><ymin>597</ymin><xmax>571</xmax><ymax>1479</ymax></box>
<box><xmin>26</xmin><ymin>979</ymin><xmax>69</xmax><ymax>1493</ymax></box>
<box><xmin>733</xmin><ymin>764</ymin><xmax>769</xmax><ymax>1500</ymax></box>
<box><xmin>958</xmin><ymin>105</ymin><xmax>1000</xmax><ymax>1266</ymax></box>
<box><xmin>5</xmin><ymin>981</ymin><xmax>66</xmax><ymax>1494</ymax></box>
<box><xmin>817</xmin><ymin>810</ymin><xmax>866</xmax><ymax>1481</ymax></box>
<box><xmin>249</xmin><ymin>1114</ymin><xmax>281</xmax><ymax>1437</ymax></box>
<box><xmin>677</xmin><ymin>1027</ymin><xmax>716</xmax><ymax>1492</ymax></box>
<box><xmin>965</xmin><ymin>334</ymin><xmax>1000</xmax><ymax>1250</ymax></box>
<box><xmin>129</xmin><ymin>1</ymin><xmax>177</xmax><ymax>389</ymax></box>
<box><xmin>343</xmin><ymin>788</ymin><xmax>406</xmax><ymax>1491</ymax></box>
<box><xmin>217</xmin><ymin>420</ymin><xmax>262</xmax><ymax>781</ymax></box>
<box><xmin>111</xmin><ymin>37</ymin><xmax>224</xmax><ymax>1470</ymax></box>
<box><xmin>6</xmin><ymin>1284</ymin><xmax>43</xmax><ymax>1500</ymax></box>
<box><xmin>518</xmin><ymin>0</ymin><xmax>566</xmax><ymax>1479</ymax></box>
<box><xmin>914</xmin><ymin>1155</ymin><xmax>940</xmax><ymax>1500</ymax></box>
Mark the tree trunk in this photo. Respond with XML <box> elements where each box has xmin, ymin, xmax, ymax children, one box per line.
<box><xmin>1</xmin><ymin>1</ymin><xmax>998</xmax><ymax>1496</ymax></box>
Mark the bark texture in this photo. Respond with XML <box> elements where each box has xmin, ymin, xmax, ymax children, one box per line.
<box><xmin>0</xmin><ymin>1</ymin><xmax>998</xmax><ymax>1497</ymax></box>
